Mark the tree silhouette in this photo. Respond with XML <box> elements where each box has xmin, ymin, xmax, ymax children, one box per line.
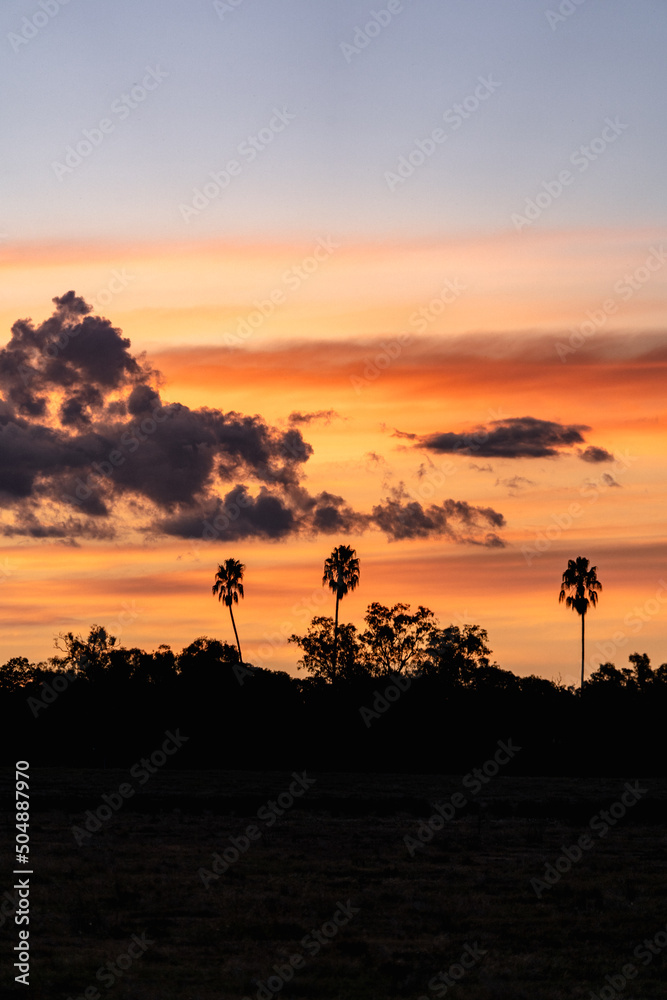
<box><xmin>288</xmin><ymin>616</ymin><xmax>363</xmax><ymax>684</ymax></box>
<box><xmin>360</xmin><ymin>602</ymin><xmax>437</xmax><ymax>677</ymax></box>
<box><xmin>322</xmin><ymin>544</ymin><xmax>360</xmax><ymax>680</ymax></box>
<box><xmin>559</xmin><ymin>556</ymin><xmax>602</xmax><ymax>690</ymax></box>
<box><xmin>212</xmin><ymin>559</ymin><xmax>245</xmax><ymax>663</ymax></box>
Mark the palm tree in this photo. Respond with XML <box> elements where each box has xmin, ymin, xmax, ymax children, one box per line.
<box><xmin>212</xmin><ymin>559</ymin><xmax>245</xmax><ymax>663</ymax></box>
<box><xmin>558</xmin><ymin>556</ymin><xmax>602</xmax><ymax>690</ymax></box>
<box><xmin>322</xmin><ymin>544</ymin><xmax>360</xmax><ymax>679</ymax></box>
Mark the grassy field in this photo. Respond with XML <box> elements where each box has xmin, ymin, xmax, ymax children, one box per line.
<box><xmin>2</xmin><ymin>770</ymin><xmax>667</xmax><ymax>999</ymax></box>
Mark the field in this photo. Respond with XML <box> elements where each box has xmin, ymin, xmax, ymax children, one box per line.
<box><xmin>2</xmin><ymin>770</ymin><xmax>667</xmax><ymax>999</ymax></box>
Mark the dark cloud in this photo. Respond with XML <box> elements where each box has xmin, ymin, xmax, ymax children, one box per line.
<box><xmin>369</xmin><ymin>489</ymin><xmax>506</xmax><ymax>546</ymax></box>
<box><xmin>155</xmin><ymin>486</ymin><xmax>296</xmax><ymax>541</ymax></box>
<box><xmin>308</xmin><ymin>492</ymin><xmax>368</xmax><ymax>535</ymax></box>
<box><xmin>583</xmin><ymin>472</ymin><xmax>621</xmax><ymax>494</ymax></box>
<box><xmin>0</xmin><ymin>294</ymin><xmax>508</xmax><ymax>549</ymax></box>
<box><xmin>1</xmin><ymin>510</ymin><xmax>116</xmax><ymax>541</ymax></box>
<box><xmin>579</xmin><ymin>445</ymin><xmax>614</xmax><ymax>463</ymax></box>
<box><xmin>0</xmin><ymin>291</ymin><xmax>149</xmax><ymax>423</ymax></box>
<box><xmin>410</xmin><ymin>416</ymin><xmax>590</xmax><ymax>459</ymax></box>
<box><xmin>469</xmin><ymin>463</ymin><xmax>493</xmax><ymax>473</ymax></box>
<box><xmin>156</xmin><ymin>487</ymin><xmax>367</xmax><ymax>542</ymax></box>
<box><xmin>0</xmin><ymin>294</ymin><xmax>313</xmax><ymax>540</ymax></box>
<box><xmin>288</xmin><ymin>409</ymin><xmax>340</xmax><ymax>426</ymax></box>
<box><xmin>0</xmin><ymin>415</ymin><xmax>105</xmax><ymax>502</ymax></box>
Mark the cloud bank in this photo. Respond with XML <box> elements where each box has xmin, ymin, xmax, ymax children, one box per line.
<box><xmin>0</xmin><ymin>294</ymin><xmax>506</xmax><ymax>548</ymax></box>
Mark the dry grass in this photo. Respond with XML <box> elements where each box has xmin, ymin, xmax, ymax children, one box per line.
<box><xmin>1</xmin><ymin>770</ymin><xmax>666</xmax><ymax>999</ymax></box>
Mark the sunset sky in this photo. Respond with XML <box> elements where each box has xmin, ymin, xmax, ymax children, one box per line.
<box><xmin>1</xmin><ymin>0</ymin><xmax>666</xmax><ymax>684</ymax></box>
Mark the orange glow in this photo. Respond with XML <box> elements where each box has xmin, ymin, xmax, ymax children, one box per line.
<box><xmin>2</xmin><ymin>227</ymin><xmax>667</xmax><ymax>354</ymax></box>
<box><xmin>1</xmin><ymin>230</ymin><xmax>666</xmax><ymax>679</ymax></box>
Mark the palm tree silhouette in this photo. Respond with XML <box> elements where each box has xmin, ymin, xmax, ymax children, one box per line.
<box><xmin>558</xmin><ymin>556</ymin><xmax>602</xmax><ymax>690</ymax></box>
<box><xmin>322</xmin><ymin>544</ymin><xmax>360</xmax><ymax>680</ymax></box>
<box><xmin>212</xmin><ymin>559</ymin><xmax>245</xmax><ymax>663</ymax></box>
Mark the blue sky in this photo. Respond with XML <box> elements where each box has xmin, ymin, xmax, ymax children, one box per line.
<box><xmin>2</xmin><ymin>0</ymin><xmax>666</xmax><ymax>242</ymax></box>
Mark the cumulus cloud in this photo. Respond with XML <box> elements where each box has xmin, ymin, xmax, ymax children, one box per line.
<box><xmin>0</xmin><ymin>291</ymin><xmax>149</xmax><ymax>421</ymax></box>
<box><xmin>368</xmin><ymin>486</ymin><xmax>506</xmax><ymax>546</ymax></box>
<box><xmin>0</xmin><ymin>294</ymin><xmax>508</xmax><ymax>548</ymax></box>
<box><xmin>0</xmin><ymin>294</ymin><xmax>313</xmax><ymax>539</ymax></box>
<box><xmin>154</xmin><ymin>485</ymin><xmax>297</xmax><ymax>541</ymax></box>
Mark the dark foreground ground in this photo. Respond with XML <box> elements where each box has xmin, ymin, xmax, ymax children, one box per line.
<box><xmin>2</xmin><ymin>770</ymin><xmax>667</xmax><ymax>999</ymax></box>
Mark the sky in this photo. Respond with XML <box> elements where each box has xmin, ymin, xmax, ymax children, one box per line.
<box><xmin>1</xmin><ymin>0</ymin><xmax>666</xmax><ymax>685</ymax></box>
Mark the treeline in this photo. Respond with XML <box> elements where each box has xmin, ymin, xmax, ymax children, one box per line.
<box><xmin>2</xmin><ymin>605</ymin><xmax>666</xmax><ymax>775</ymax></box>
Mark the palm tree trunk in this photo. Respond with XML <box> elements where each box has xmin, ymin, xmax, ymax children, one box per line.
<box><xmin>580</xmin><ymin>611</ymin><xmax>585</xmax><ymax>691</ymax></box>
<box><xmin>229</xmin><ymin>605</ymin><xmax>243</xmax><ymax>663</ymax></box>
<box><xmin>333</xmin><ymin>591</ymin><xmax>340</xmax><ymax>681</ymax></box>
